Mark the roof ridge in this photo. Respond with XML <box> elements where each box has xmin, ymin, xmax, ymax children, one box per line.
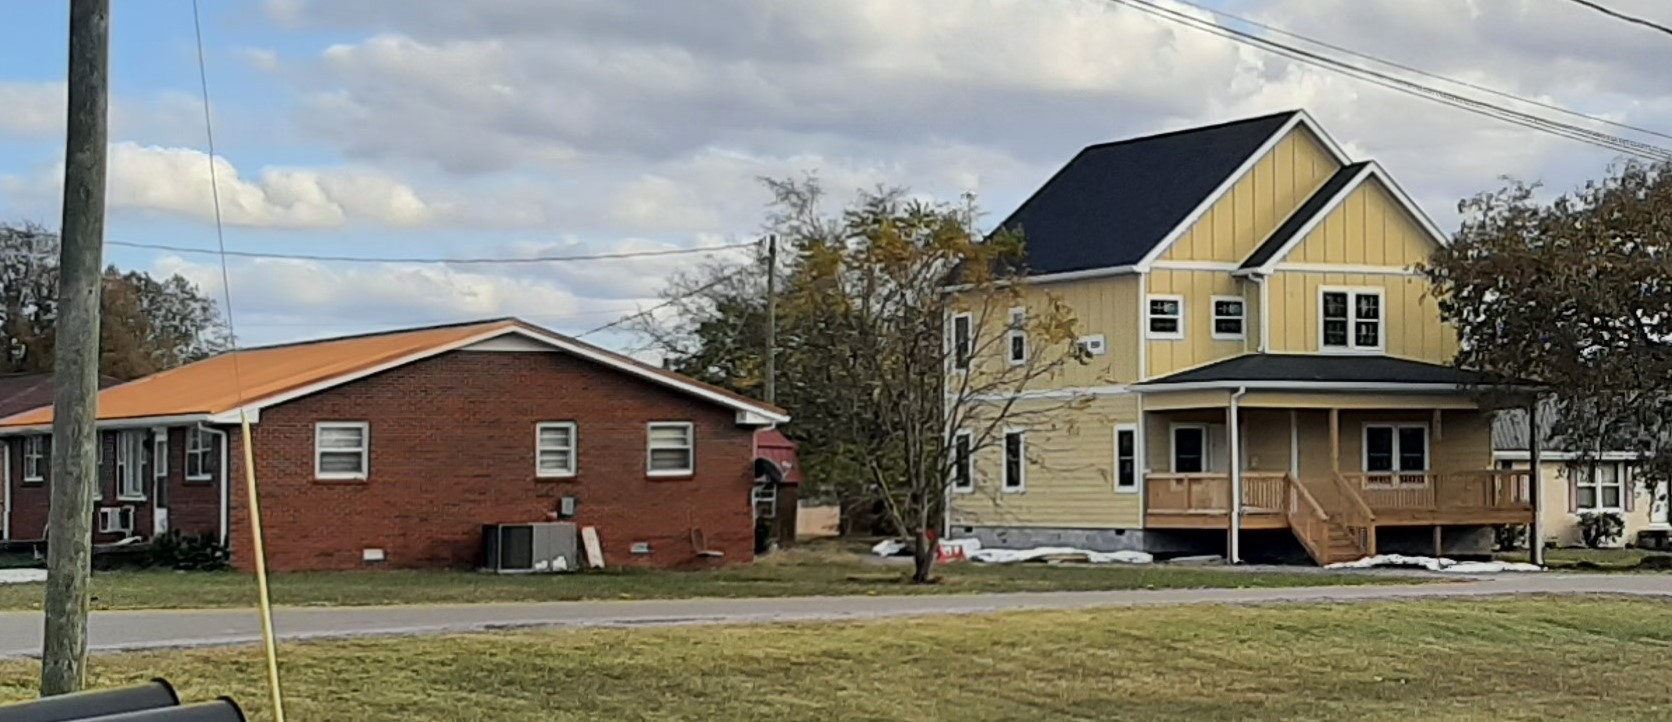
<box><xmin>1077</xmin><ymin>110</ymin><xmax>1299</xmax><ymax>153</ymax></box>
<box><xmin>232</xmin><ymin>317</ymin><xmax>517</xmax><ymax>354</ymax></box>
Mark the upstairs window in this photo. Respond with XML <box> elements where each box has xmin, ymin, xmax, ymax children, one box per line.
<box><xmin>951</xmin><ymin>313</ymin><xmax>972</xmax><ymax>371</ymax></box>
<box><xmin>1211</xmin><ymin>297</ymin><xmax>1245</xmax><ymax>340</ymax></box>
<box><xmin>1006</xmin><ymin>307</ymin><xmax>1028</xmax><ymax>366</ymax></box>
<box><xmin>22</xmin><ymin>435</ymin><xmax>45</xmax><ymax>483</ymax></box>
<box><xmin>1322</xmin><ymin>289</ymin><xmax>1383</xmax><ymax>351</ymax></box>
<box><xmin>315</xmin><ymin>422</ymin><xmax>370</xmax><ymax>480</ymax></box>
<box><xmin>1147</xmin><ymin>295</ymin><xmax>1184</xmax><ymax>340</ymax></box>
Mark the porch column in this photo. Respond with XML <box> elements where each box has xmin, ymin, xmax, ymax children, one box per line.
<box><xmin>1228</xmin><ymin>393</ymin><xmax>1245</xmax><ymax>564</ymax></box>
<box><xmin>1329</xmin><ymin>408</ymin><xmax>1340</xmax><ymax>474</ymax></box>
<box><xmin>1288</xmin><ymin>409</ymin><xmax>1299</xmax><ymax>478</ymax></box>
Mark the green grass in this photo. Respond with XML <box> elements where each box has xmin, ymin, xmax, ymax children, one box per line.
<box><xmin>1</xmin><ymin>597</ymin><xmax>1667</xmax><ymax>721</ymax></box>
<box><xmin>1495</xmin><ymin>546</ymin><xmax>1672</xmax><ymax>571</ymax></box>
<box><xmin>0</xmin><ymin>542</ymin><xmax>1419</xmax><ymax>611</ymax></box>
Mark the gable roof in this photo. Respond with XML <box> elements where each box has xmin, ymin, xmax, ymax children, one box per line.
<box><xmin>1492</xmin><ymin>399</ymin><xmax>1639</xmax><ymax>456</ymax></box>
<box><xmin>996</xmin><ymin>111</ymin><xmax>1304</xmax><ymax>277</ymax></box>
<box><xmin>0</xmin><ymin>319</ymin><xmax>787</xmax><ymax>430</ymax></box>
<box><xmin>1137</xmin><ymin>353</ymin><xmax>1493</xmax><ymax>390</ymax></box>
<box><xmin>1237</xmin><ymin>162</ymin><xmax>1371</xmax><ymax>271</ymax></box>
<box><xmin>0</xmin><ymin>372</ymin><xmax>122</xmax><ymax>419</ymax></box>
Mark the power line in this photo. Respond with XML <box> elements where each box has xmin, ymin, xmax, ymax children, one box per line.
<box><xmin>1168</xmin><ymin>0</ymin><xmax>1672</xmax><ymax>143</ymax></box>
<box><xmin>1563</xmin><ymin>0</ymin><xmax>1672</xmax><ymax>38</ymax></box>
<box><xmin>106</xmin><ymin>239</ymin><xmax>755</xmax><ymax>265</ymax></box>
<box><xmin>576</xmin><ymin>263</ymin><xmax>753</xmax><ymax>339</ymax></box>
<box><xmin>1106</xmin><ymin>0</ymin><xmax>1672</xmax><ymax>162</ymax></box>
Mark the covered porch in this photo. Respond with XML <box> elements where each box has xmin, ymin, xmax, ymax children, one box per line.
<box><xmin>1135</xmin><ymin>355</ymin><xmax>1535</xmax><ymax>564</ymax></box>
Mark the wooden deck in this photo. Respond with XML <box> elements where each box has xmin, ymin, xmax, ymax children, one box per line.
<box><xmin>1145</xmin><ymin>470</ymin><xmax>1534</xmax><ymax>564</ymax></box>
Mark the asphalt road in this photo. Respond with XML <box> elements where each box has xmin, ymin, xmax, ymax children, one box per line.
<box><xmin>1</xmin><ymin>573</ymin><xmax>1669</xmax><ymax>658</ymax></box>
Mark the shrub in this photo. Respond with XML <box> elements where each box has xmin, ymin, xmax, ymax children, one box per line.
<box><xmin>1577</xmin><ymin>511</ymin><xmax>1626</xmax><ymax>549</ymax></box>
<box><xmin>1492</xmin><ymin>524</ymin><xmax>1528</xmax><ymax>551</ymax></box>
<box><xmin>149</xmin><ymin>530</ymin><xmax>231</xmax><ymax>571</ymax></box>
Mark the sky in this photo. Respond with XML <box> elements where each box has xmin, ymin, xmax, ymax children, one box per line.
<box><xmin>2</xmin><ymin>0</ymin><xmax>1670</xmax><ymax>354</ymax></box>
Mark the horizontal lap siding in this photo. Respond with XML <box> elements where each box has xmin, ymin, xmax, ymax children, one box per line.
<box><xmin>951</xmin><ymin>395</ymin><xmax>1140</xmax><ymax>529</ymax></box>
<box><xmin>229</xmin><ymin>350</ymin><xmax>757</xmax><ymax>572</ymax></box>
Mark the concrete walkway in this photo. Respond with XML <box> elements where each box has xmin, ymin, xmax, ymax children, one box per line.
<box><xmin>1</xmin><ymin>573</ymin><xmax>1669</xmax><ymax>658</ymax></box>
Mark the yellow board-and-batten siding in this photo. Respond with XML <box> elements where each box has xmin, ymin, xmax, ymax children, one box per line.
<box><xmin>1160</xmin><ymin>127</ymin><xmax>1342</xmax><ymax>263</ymax></box>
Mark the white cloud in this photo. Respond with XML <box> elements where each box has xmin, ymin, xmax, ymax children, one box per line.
<box><xmin>0</xmin><ymin>82</ymin><xmax>64</xmax><ymax>138</ymax></box>
<box><xmin>241</xmin><ymin>48</ymin><xmax>280</xmax><ymax>71</ymax></box>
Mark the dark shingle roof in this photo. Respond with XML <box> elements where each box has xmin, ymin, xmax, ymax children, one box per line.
<box><xmin>1137</xmin><ymin>354</ymin><xmax>1489</xmax><ymax>386</ymax></box>
<box><xmin>1238</xmin><ymin>162</ymin><xmax>1369</xmax><ymax>271</ymax></box>
<box><xmin>997</xmin><ymin>111</ymin><xmax>1298</xmax><ymax>275</ymax></box>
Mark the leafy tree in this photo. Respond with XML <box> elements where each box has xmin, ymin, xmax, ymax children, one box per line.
<box><xmin>1</xmin><ymin>222</ymin><xmax>229</xmax><ymax>380</ymax></box>
<box><xmin>645</xmin><ymin>178</ymin><xmax>1085</xmax><ymax>582</ymax></box>
<box><xmin>1421</xmin><ymin>161</ymin><xmax>1672</xmax><ymax>495</ymax></box>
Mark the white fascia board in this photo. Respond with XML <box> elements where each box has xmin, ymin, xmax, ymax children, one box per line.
<box><xmin>1136</xmin><ymin>380</ymin><xmax>1468</xmax><ymax>393</ymax></box>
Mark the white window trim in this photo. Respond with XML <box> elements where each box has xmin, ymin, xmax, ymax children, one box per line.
<box><xmin>535</xmin><ymin>422</ymin><xmax>578</xmax><ymax>479</ymax></box>
<box><xmin>1169</xmin><ymin>422</ymin><xmax>1209</xmax><ymax>473</ymax></box>
<box><xmin>1005</xmin><ymin>307</ymin><xmax>1028</xmax><ymax>366</ymax></box>
<box><xmin>1001</xmin><ymin>428</ymin><xmax>1027</xmax><ymax>493</ymax></box>
<box><xmin>951</xmin><ymin>429</ymin><xmax>975</xmax><ymax>494</ymax></box>
<box><xmin>152</xmin><ymin>427</ymin><xmax>169</xmax><ymax>481</ymax></box>
<box><xmin>116</xmin><ymin>430</ymin><xmax>147</xmax><ymax>501</ymax></box>
<box><xmin>1361</xmin><ymin>422</ymin><xmax>1429</xmax><ymax>478</ymax></box>
<box><xmin>646</xmin><ymin>421</ymin><xmax>695</xmax><ymax>477</ymax></box>
<box><xmin>1573</xmin><ymin>461</ymin><xmax>1627</xmax><ymax>513</ymax></box>
<box><xmin>950</xmin><ymin>312</ymin><xmax>972</xmax><ymax>372</ymax></box>
<box><xmin>314</xmin><ymin>421</ymin><xmax>370</xmax><ymax>481</ymax></box>
<box><xmin>1210</xmin><ymin>295</ymin><xmax>1246</xmax><ymax>341</ymax></box>
<box><xmin>21</xmin><ymin>436</ymin><xmax>44</xmax><ymax>483</ymax></box>
<box><xmin>1318</xmin><ymin>286</ymin><xmax>1385</xmax><ymax>353</ymax></box>
<box><xmin>1146</xmin><ymin>294</ymin><xmax>1185</xmax><ymax>341</ymax></box>
<box><xmin>185</xmin><ymin>427</ymin><xmax>215</xmax><ymax>482</ymax></box>
<box><xmin>1114</xmin><ymin>423</ymin><xmax>1139</xmax><ymax>493</ymax></box>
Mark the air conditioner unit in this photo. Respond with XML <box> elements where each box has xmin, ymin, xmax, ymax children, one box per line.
<box><xmin>483</xmin><ymin>522</ymin><xmax>579</xmax><ymax>574</ymax></box>
<box><xmin>98</xmin><ymin>507</ymin><xmax>135</xmax><ymax>534</ymax></box>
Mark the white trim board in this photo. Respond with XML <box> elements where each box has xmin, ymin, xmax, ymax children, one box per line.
<box><xmin>1494</xmin><ymin>450</ymin><xmax>1640</xmax><ymax>462</ymax></box>
<box><xmin>1135</xmin><ymin>110</ymin><xmax>1353</xmax><ymax>273</ymax></box>
<box><xmin>1233</xmin><ymin>162</ymin><xmax>1451</xmax><ymax>278</ymax></box>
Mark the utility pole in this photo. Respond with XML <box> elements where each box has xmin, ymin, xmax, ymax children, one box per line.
<box><xmin>763</xmin><ymin>233</ymin><xmax>778</xmax><ymax>406</ymax></box>
<box><xmin>41</xmin><ymin>0</ymin><xmax>110</xmax><ymax>696</ymax></box>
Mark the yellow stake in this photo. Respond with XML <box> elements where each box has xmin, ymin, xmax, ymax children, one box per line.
<box><xmin>239</xmin><ymin>410</ymin><xmax>286</xmax><ymax>722</ymax></box>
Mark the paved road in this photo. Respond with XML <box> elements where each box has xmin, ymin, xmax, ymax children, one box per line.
<box><xmin>2</xmin><ymin>573</ymin><xmax>1670</xmax><ymax>658</ymax></box>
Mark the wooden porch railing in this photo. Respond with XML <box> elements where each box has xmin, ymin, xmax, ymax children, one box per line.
<box><xmin>1339</xmin><ymin>470</ymin><xmax>1533</xmax><ymax>513</ymax></box>
<box><xmin>1330</xmin><ymin>473</ymin><xmax>1377</xmax><ymax>556</ymax></box>
<box><xmin>1144</xmin><ymin>472</ymin><xmax>1291</xmax><ymax>515</ymax></box>
<box><xmin>1286</xmin><ymin>475</ymin><xmax>1331</xmax><ymax>563</ymax></box>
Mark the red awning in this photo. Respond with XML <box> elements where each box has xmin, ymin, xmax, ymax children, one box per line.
<box><xmin>755</xmin><ymin>429</ymin><xmax>805</xmax><ymax>484</ymax></box>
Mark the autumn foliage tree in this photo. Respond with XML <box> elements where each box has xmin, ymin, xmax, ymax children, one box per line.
<box><xmin>1421</xmin><ymin>161</ymin><xmax>1672</xmax><ymax>489</ymax></box>
<box><xmin>2</xmin><ymin>222</ymin><xmax>228</xmax><ymax>380</ymax></box>
<box><xmin>644</xmin><ymin>179</ymin><xmax>1085</xmax><ymax>582</ymax></box>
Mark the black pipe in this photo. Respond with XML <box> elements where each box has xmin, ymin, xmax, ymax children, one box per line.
<box><xmin>0</xmin><ymin>680</ymin><xmax>178</xmax><ymax>722</ymax></box>
<box><xmin>76</xmin><ymin>699</ymin><xmax>245</xmax><ymax>722</ymax></box>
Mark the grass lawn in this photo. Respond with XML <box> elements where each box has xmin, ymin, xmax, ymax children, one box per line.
<box><xmin>0</xmin><ymin>542</ymin><xmax>1420</xmax><ymax>611</ymax></box>
<box><xmin>1</xmin><ymin>597</ymin><xmax>1667</xmax><ymax>721</ymax></box>
<box><xmin>1495</xmin><ymin>546</ymin><xmax>1672</xmax><ymax>571</ymax></box>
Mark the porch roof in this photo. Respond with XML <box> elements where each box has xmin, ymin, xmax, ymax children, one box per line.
<box><xmin>1137</xmin><ymin>353</ymin><xmax>1492</xmax><ymax>390</ymax></box>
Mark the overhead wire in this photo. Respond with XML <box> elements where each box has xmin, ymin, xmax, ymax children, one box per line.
<box><xmin>575</xmin><ymin>254</ymin><xmax>758</xmax><ymax>339</ymax></box>
<box><xmin>1561</xmin><ymin>0</ymin><xmax>1672</xmax><ymax>38</ymax></box>
<box><xmin>106</xmin><ymin>239</ymin><xmax>755</xmax><ymax>265</ymax></box>
<box><xmin>1105</xmin><ymin>0</ymin><xmax>1672</xmax><ymax>162</ymax></box>
<box><xmin>189</xmin><ymin>2</ymin><xmax>288</xmax><ymax>720</ymax></box>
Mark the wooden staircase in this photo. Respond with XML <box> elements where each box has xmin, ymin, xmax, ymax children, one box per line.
<box><xmin>1284</xmin><ymin>474</ymin><xmax>1375</xmax><ymax>566</ymax></box>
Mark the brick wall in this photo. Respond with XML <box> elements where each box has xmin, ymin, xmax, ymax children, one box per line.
<box><xmin>4</xmin><ymin>427</ymin><xmax>223</xmax><ymax>543</ymax></box>
<box><xmin>227</xmin><ymin>349</ymin><xmax>758</xmax><ymax>572</ymax></box>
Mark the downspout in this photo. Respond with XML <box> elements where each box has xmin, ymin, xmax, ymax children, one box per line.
<box><xmin>208</xmin><ymin>426</ymin><xmax>230</xmax><ymax>546</ymax></box>
<box><xmin>1229</xmin><ymin>386</ymin><xmax>1248</xmax><ymax>564</ymax></box>
<box><xmin>1256</xmin><ymin>275</ymin><xmax>1271</xmax><ymax>354</ymax></box>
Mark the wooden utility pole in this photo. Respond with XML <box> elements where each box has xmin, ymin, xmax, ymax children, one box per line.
<box><xmin>1528</xmin><ymin>396</ymin><xmax>1545</xmax><ymax>567</ymax></box>
<box><xmin>763</xmin><ymin>233</ymin><xmax>778</xmax><ymax>406</ymax></box>
<box><xmin>41</xmin><ymin>0</ymin><xmax>110</xmax><ymax>696</ymax></box>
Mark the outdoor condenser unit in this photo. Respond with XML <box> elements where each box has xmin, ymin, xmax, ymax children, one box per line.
<box><xmin>483</xmin><ymin>522</ymin><xmax>580</xmax><ymax>574</ymax></box>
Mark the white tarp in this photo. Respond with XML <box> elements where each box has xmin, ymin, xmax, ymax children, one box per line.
<box><xmin>1326</xmin><ymin>554</ymin><xmax>1541</xmax><ymax>573</ymax></box>
<box><xmin>870</xmin><ymin>539</ymin><xmax>907</xmax><ymax>557</ymax></box>
<box><xmin>0</xmin><ymin>569</ymin><xmax>47</xmax><ymax>585</ymax></box>
<box><xmin>968</xmin><ymin>546</ymin><xmax>1154</xmax><ymax>565</ymax></box>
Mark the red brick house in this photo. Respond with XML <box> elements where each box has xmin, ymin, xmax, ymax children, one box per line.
<box><xmin>0</xmin><ymin>319</ymin><xmax>789</xmax><ymax>571</ymax></box>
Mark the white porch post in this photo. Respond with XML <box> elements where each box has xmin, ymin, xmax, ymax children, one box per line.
<box><xmin>1228</xmin><ymin>387</ymin><xmax>1248</xmax><ymax>564</ymax></box>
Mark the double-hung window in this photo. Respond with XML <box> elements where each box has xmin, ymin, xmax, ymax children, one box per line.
<box><xmin>1573</xmin><ymin>462</ymin><xmax>1626</xmax><ymax>511</ymax></box>
<box><xmin>1147</xmin><ymin>296</ymin><xmax>1184</xmax><ymax>340</ymax></box>
<box><xmin>647</xmin><ymin>422</ymin><xmax>695</xmax><ymax>476</ymax></box>
<box><xmin>315</xmin><ymin>422</ymin><xmax>370</xmax><ymax>480</ymax></box>
<box><xmin>1211</xmin><ymin>296</ymin><xmax>1245</xmax><ymax>340</ymax></box>
<box><xmin>1363</xmin><ymin>423</ymin><xmax>1427</xmax><ymax>483</ymax></box>
<box><xmin>1322</xmin><ymin>289</ymin><xmax>1383</xmax><ymax>351</ymax></box>
<box><xmin>950</xmin><ymin>313</ymin><xmax>972</xmax><ymax>371</ymax></box>
<box><xmin>22</xmin><ymin>435</ymin><xmax>45</xmax><ymax>484</ymax></box>
<box><xmin>536</xmin><ymin>422</ymin><xmax>578</xmax><ymax>478</ymax></box>
<box><xmin>1005</xmin><ymin>308</ymin><xmax>1028</xmax><ymax>365</ymax></box>
<box><xmin>1115</xmin><ymin>424</ymin><xmax>1138</xmax><ymax>492</ymax></box>
<box><xmin>1002</xmin><ymin>429</ymin><xmax>1026</xmax><ymax>493</ymax></box>
<box><xmin>185</xmin><ymin>427</ymin><xmax>215</xmax><ymax>482</ymax></box>
<box><xmin>951</xmin><ymin>431</ymin><xmax>973</xmax><ymax>493</ymax></box>
<box><xmin>116</xmin><ymin>430</ymin><xmax>146</xmax><ymax>500</ymax></box>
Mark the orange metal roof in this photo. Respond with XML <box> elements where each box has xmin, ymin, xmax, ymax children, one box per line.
<box><xmin>0</xmin><ymin>318</ymin><xmax>791</xmax><ymax>428</ymax></box>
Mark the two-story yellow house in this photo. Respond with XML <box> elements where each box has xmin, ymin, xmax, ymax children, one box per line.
<box><xmin>949</xmin><ymin>110</ymin><xmax>1533</xmax><ymax>566</ymax></box>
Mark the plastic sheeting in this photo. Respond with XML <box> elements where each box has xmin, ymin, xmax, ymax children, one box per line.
<box><xmin>968</xmin><ymin>546</ymin><xmax>1154</xmax><ymax>565</ymax></box>
<box><xmin>1326</xmin><ymin>554</ymin><xmax>1541</xmax><ymax>573</ymax></box>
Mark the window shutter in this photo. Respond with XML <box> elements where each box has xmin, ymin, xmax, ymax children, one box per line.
<box><xmin>1567</xmin><ymin>466</ymin><xmax>1578</xmax><ymax>514</ymax></box>
<box><xmin>1625</xmin><ymin>465</ymin><xmax>1636</xmax><ymax>513</ymax></box>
